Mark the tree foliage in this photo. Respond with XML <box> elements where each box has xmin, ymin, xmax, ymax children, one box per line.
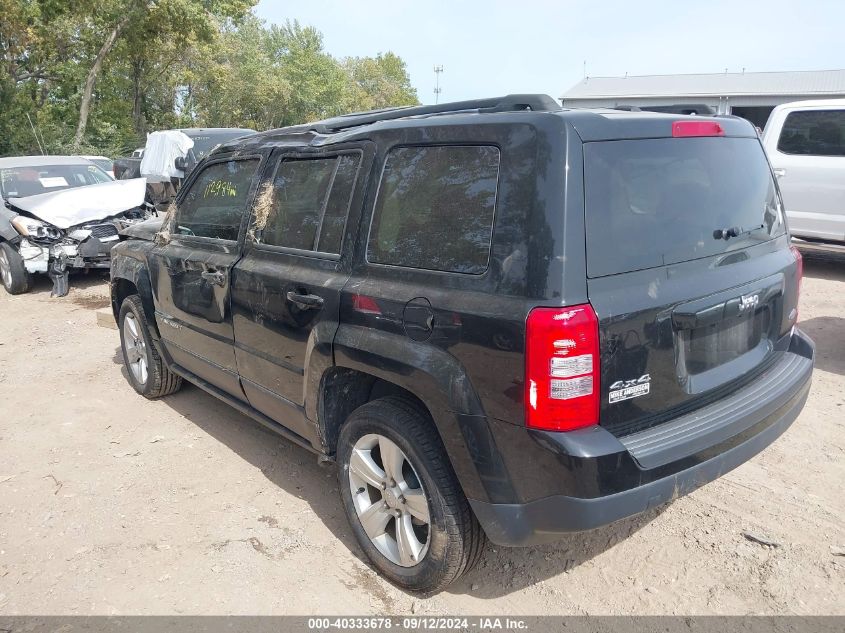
<box><xmin>0</xmin><ymin>2</ymin><xmax>419</xmax><ymax>156</ymax></box>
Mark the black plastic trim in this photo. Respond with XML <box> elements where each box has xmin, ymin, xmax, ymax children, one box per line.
<box><xmin>470</xmin><ymin>329</ymin><xmax>813</xmax><ymax>545</ymax></box>
<box><xmin>620</xmin><ymin>346</ymin><xmax>812</xmax><ymax>469</ymax></box>
<box><xmin>169</xmin><ymin>363</ymin><xmax>317</xmax><ymax>454</ymax></box>
<box><xmin>310</xmin><ymin>94</ymin><xmax>561</xmax><ymax>133</ymax></box>
<box><xmin>471</xmin><ymin>375</ymin><xmax>810</xmax><ymax>546</ymax></box>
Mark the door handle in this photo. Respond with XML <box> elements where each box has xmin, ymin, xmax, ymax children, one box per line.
<box><xmin>773</xmin><ymin>168</ymin><xmax>787</xmax><ymax>178</ymax></box>
<box><xmin>286</xmin><ymin>291</ymin><xmax>325</xmax><ymax>310</ymax></box>
<box><xmin>201</xmin><ymin>270</ymin><xmax>226</xmax><ymax>286</ymax></box>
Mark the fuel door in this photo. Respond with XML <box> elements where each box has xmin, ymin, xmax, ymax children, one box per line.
<box><xmin>403</xmin><ymin>297</ymin><xmax>434</xmax><ymax>342</ymax></box>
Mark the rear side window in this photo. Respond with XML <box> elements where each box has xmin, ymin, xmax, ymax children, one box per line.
<box><xmin>174</xmin><ymin>159</ymin><xmax>258</xmax><ymax>240</ymax></box>
<box><xmin>585</xmin><ymin>137</ymin><xmax>784</xmax><ymax>277</ymax></box>
<box><xmin>777</xmin><ymin>109</ymin><xmax>845</xmax><ymax>156</ymax></box>
<box><xmin>257</xmin><ymin>154</ymin><xmax>360</xmax><ymax>253</ymax></box>
<box><xmin>368</xmin><ymin>145</ymin><xmax>500</xmax><ymax>274</ymax></box>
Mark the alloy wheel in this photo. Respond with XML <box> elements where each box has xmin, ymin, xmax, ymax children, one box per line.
<box><xmin>348</xmin><ymin>433</ymin><xmax>431</xmax><ymax>567</ymax></box>
<box><xmin>0</xmin><ymin>250</ymin><xmax>11</xmax><ymax>289</ymax></box>
<box><xmin>122</xmin><ymin>312</ymin><xmax>149</xmax><ymax>385</ymax></box>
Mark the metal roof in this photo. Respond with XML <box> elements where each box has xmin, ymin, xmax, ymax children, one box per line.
<box><xmin>562</xmin><ymin>69</ymin><xmax>845</xmax><ymax>101</ymax></box>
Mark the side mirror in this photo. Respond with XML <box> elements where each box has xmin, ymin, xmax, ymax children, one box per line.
<box><xmin>174</xmin><ymin>156</ymin><xmax>186</xmax><ymax>171</ymax></box>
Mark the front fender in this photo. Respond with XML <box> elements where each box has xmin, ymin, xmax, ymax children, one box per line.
<box><xmin>0</xmin><ymin>207</ymin><xmax>20</xmax><ymax>242</ymax></box>
<box><xmin>110</xmin><ymin>241</ymin><xmax>158</xmax><ymax>338</ymax></box>
<box><xmin>331</xmin><ymin>324</ymin><xmax>517</xmax><ymax>504</ymax></box>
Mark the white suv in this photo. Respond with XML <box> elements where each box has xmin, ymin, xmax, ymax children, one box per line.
<box><xmin>762</xmin><ymin>99</ymin><xmax>845</xmax><ymax>243</ymax></box>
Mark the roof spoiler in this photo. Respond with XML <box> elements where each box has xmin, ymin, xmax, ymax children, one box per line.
<box><xmin>308</xmin><ymin>94</ymin><xmax>562</xmax><ymax>134</ymax></box>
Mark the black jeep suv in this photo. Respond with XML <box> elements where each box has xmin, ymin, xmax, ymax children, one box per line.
<box><xmin>110</xmin><ymin>95</ymin><xmax>814</xmax><ymax>593</ymax></box>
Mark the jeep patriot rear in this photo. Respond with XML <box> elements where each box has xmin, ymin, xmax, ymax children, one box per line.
<box><xmin>110</xmin><ymin>95</ymin><xmax>814</xmax><ymax>593</ymax></box>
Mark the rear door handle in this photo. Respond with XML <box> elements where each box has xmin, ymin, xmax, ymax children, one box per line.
<box><xmin>286</xmin><ymin>291</ymin><xmax>325</xmax><ymax>310</ymax></box>
<box><xmin>201</xmin><ymin>270</ymin><xmax>226</xmax><ymax>286</ymax></box>
<box><xmin>773</xmin><ymin>168</ymin><xmax>787</xmax><ymax>178</ymax></box>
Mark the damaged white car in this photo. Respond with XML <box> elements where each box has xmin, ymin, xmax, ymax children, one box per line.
<box><xmin>0</xmin><ymin>156</ymin><xmax>151</xmax><ymax>297</ymax></box>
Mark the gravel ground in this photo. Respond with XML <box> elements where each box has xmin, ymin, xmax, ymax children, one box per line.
<box><xmin>0</xmin><ymin>252</ymin><xmax>843</xmax><ymax>615</ymax></box>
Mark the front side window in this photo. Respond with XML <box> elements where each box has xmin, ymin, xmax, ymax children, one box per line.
<box><xmin>777</xmin><ymin>109</ymin><xmax>845</xmax><ymax>156</ymax></box>
<box><xmin>173</xmin><ymin>159</ymin><xmax>258</xmax><ymax>240</ymax></box>
<box><xmin>255</xmin><ymin>154</ymin><xmax>361</xmax><ymax>253</ymax></box>
<box><xmin>367</xmin><ymin>145</ymin><xmax>500</xmax><ymax>274</ymax></box>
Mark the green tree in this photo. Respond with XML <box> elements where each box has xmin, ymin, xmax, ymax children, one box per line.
<box><xmin>191</xmin><ymin>18</ymin><xmax>419</xmax><ymax>130</ymax></box>
<box><xmin>186</xmin><ymin>15</ymin><xmax>292</xmax><ymax>129</ymax></box>
<box><xmin>71</xmin><ymin>0</ymin><xmax>256</xmax><ymax>150</ymax></box>
<box><xmin>0</xmin><ymin>5</ymin><xmax>419</xmax><ymax>157</ymax></box>
<box><xmin>343</xmin><ymin>52</ymin><xmax>418</xmax><ymax>111</ymax></box>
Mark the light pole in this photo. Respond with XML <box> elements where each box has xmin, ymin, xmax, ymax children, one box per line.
<box><xmin>434</xmin><ymin>65</ymin><xmax>444</xmax><ymax>104</ymax></box>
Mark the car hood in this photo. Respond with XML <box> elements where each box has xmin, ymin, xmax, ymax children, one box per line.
<box><xmin>119</xmin><ymin>215</ymin><xmax>164</xmax><ymax>241</ymax></box>
<box><xmin>9</xmin><ymin>178</ymin><xmax>146</xmax><ymax>229</ymax></box>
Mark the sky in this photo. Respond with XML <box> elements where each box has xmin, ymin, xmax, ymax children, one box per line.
<box><xmin>255</xmin><ymin>0</ymin><xmax>845</xmax><ymax>105</ymax></box>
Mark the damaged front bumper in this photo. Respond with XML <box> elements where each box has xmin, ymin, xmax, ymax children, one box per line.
<box><xmin>20</xmin><ymin>221</ymin><xmax>134</xmax><ymax>296</ymax></box>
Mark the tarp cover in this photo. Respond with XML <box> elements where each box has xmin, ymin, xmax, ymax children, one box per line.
<box><xmin>11</xmin><ymin>178</ymin><xmax>147</xmax><ymax>229</ymax></box>
<box><xmin>140</xmin><ymin>130</ymin><xmax>194</xmax><ymax>183</ymax></box>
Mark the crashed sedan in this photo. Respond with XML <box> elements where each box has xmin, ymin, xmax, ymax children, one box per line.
<box><xmin>0</xmin><ymin>156</ymin><xmax>149</xmax><ymax>297</ymax></box>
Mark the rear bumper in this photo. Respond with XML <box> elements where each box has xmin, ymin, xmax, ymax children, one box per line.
<box><xmin>471</xmin><ymin>328</ymin><xmax>814</xmax><ymax>546</ymax></box>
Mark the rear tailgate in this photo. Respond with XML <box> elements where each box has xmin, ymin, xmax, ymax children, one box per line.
<box><xmin>581</xmin><ymin>119</ymin><xmax>801</xmax><ymax>438</ymax></box>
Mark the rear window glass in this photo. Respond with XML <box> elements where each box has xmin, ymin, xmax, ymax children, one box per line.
<box><xmin>258</xmin><ymin>153</ymin><xmax>360</xmax><ymax>253</ymax></box>
<box><xmin>188</xmin><ymin>131</ymin><xmax>253</xmax><ymax>162</ymax></box>
<box><xmin>368</xmin><ymin>145</ymin><xmax>500</xmax><ymax>274</ymax></box>
<box><xmin>261</xmin><ymin>158</ymin><xmax>336</xmax><ymax>250</ymax></box>
<box><xmin>585</xmin><ymin>137</ymin><xmax>784</xmax><ymax>277</ymax></box>
<box><xmin>318</xmin><ymin>154</ymin><xmax>360</xmax><ymax>253</ymax></box>
<box><xmin>777</xmin><ymin>109</ymin><xmax>845</xmax><ymax>157</ymax></box>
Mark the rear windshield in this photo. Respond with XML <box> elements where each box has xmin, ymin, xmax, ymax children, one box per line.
<box><xmin>584</xmin><ymin>137</ymin><xmax>785</xmax><ymax>277</ymax></box>
<box><xmin>0</xmin><ymin>163</ymin><xmax>112</xmax><ymax>198</ymax></box>
<box><xmin>188</xmin><ymin>132</ymin><xmax>253</xmax><ymax>162</ymax></box>
<box><xmin>89</xmin><ymin>158</ymin><xmax>114</xmax><ymax>174</ymax></box>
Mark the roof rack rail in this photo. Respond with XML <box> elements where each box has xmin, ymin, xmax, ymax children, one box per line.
<box><xmin>308</xmin><ymin>94</ymin><xmax>561</xmax><ymax>133</ymax></box>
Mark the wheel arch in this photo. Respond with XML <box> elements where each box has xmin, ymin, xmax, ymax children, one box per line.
<box><xmin>318</xmin><ymin>367</ymin><xmax>432</xmax><ymax>454</ymax></box>
<box><xmin>318</xmin><ymin>327</ymin><xmax>512</xmax><ymax>503</ymax></box>
<box><xmin>110</xmin><ymin>252</ymin><xmax>158</xmax><ymax>337</ymax></box>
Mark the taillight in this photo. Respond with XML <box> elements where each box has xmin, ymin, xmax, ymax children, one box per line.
<box><xmin>790</xmin><ymin>245</ymin><xmax>803</xmax><ymax>322</ymax></box>
<box><xmin>352</xmin><ymin>294</ymin><xmax>382</xmax><ymax>315</ymax></box>
<box><xmin>672</xmin><ymin>120</ymin><xmax>725</xmax><ymax>137</ymax></box>
<box><xmin>525</xmin><ymin>304</ymin><xmax>600</xmax><ymax>432</ymax></box>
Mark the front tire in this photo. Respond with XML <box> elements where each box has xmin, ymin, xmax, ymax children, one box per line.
<box><xmin>0</xmin><ymin>242</ymin><xmax>32</xmax><ymax>295</ymax></box>
<box><xmin>119</xmin><ymin>295</ymin><xmax>182</xmax><ymax>398</ymax></box>
<box><xmin>337</xmin><ymin>396</ymin><xmax>486</xmax><ymax>593</ymax></box>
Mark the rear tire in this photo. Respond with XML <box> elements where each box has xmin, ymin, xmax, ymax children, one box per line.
<box><xmin>337</xmin><ymin>396</ymin><xmax>486</xmax><ymax>594</ymax></box>
<box><xmin>119</xmin><ymin>295</ymin><xmax>182</xmax><ymax>398</ymax></box>
<box><xmin>0</xmin><ymin>242</ymin><xmax>32</xmax><ymax>295</ymax></box>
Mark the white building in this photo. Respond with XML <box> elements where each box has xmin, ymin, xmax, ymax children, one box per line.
<box><xmin>560</xmin><ymin>69</ymin><xmax>845</xmax><ymax>128</ymax></box>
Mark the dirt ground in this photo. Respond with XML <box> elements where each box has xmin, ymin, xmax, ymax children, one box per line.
<box><xmin>0</xmin><ymin>252</ymin><xmax>843</xmax><ymax>616</ymax></box>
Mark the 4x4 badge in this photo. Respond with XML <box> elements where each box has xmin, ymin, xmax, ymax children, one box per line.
<box><xmin>739</xmin><ymin>293</ymin><xmax>760</xmax><ymax>312</ymax></box>
<box><xmin>609</xmin><ymin>374</ymin><xmax>651</xmax><ymax>403</ymax></box>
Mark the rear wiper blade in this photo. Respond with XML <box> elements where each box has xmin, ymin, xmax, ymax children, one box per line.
<box><xmin>713</xmin><ymin>224</ymin><xmax>765</xmax><ymax>240</ymax></box>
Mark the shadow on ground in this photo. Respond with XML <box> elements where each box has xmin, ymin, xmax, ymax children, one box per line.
<box><xmin>801</xmin><ymin>250</ymin><xmax>845</xmax><ymax>281</ymax></box>
<box><xmin>795</xmin><ymin>251</ymin><xmax>844</xmax><ymax>376</ymax></box>
<box><xmin>797</xmin><ymin>316</ymin><xmax>845</xmax><ymax>376</ymax></box>
<box><xmin>110</xmin><ymin>345</ymin><xmax>665</xmax><ymax>598</ymax></box>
